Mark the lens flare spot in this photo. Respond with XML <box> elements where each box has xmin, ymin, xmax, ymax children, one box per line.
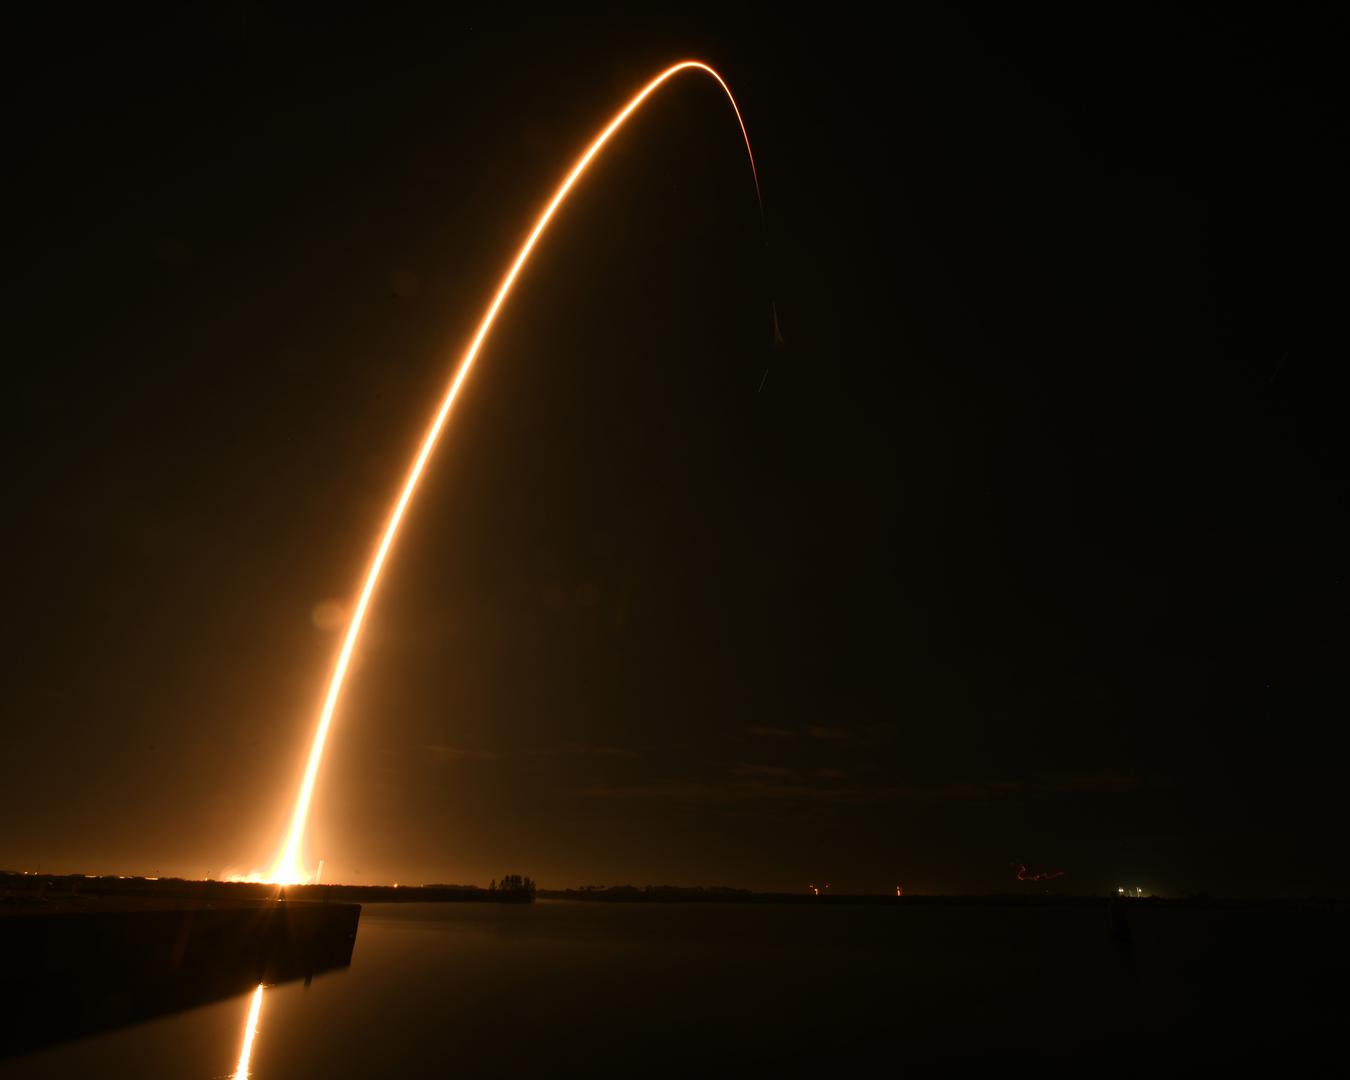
<box><xmin>310</xmin><ymin>600</ymin><xmax>347</xmax><ymax>632</ymax></box>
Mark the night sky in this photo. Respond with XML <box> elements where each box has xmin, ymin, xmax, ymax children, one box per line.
<box><xmin>7</xmin><ymin>9</ymin><xmax>1347</xmax><ymax>895</ymax></box>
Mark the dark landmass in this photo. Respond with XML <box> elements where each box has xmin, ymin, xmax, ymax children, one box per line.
<box><xmin>536</xmin><ymin>883</ymin><xmax>1349</xmax><ymax>906</ymax></box>
<box><xmin>0</xmin><ymin>885</ymin><xmax>359</xmax><ymax>1058</ymax></box>
<box><xmin>0</xmin><ymin>870</ymin><xmax>533</xmax><ymax>907</ymax></box>
<box><xmin>8</xmin><ymin>872</ymin><xmax>1346</xmax><ymax>908</ymax></box>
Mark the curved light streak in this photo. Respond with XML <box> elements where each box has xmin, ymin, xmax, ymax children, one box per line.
<box><xmin>267</xmin><ymin>60</ymin><xmax>763</xmax><ymax>884</ymax></box>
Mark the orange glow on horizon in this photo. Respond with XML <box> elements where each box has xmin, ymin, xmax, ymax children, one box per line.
<box><xmin>232</xmin><ymin>984</ymin><xmax>264</xmax><ymax>1080</ymax></box>
<box><xmin>264</xmin><ymin>60</ymin><xmax>763</xmax><ymax>885</ymax></box>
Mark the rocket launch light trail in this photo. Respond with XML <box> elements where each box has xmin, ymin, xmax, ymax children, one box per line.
<box><xmin>265</xmin><ymin>61</ymin><xmax>764</xmax><ymax>884</ymax></box>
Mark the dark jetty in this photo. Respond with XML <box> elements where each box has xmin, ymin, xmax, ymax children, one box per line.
<box><xmin>1</xmin><ymin>874</ymin><xmax>361</xmax><ymax>1058</ymax></box>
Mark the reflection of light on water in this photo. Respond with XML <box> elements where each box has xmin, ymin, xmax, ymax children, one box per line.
<box><xmin>232</xmin><ymin>984</ymin><xmax>264</xmax><ymax>1079</ymax></box>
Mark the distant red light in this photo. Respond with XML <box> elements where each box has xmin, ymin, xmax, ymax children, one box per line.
<box><xmin>1014</xmin><ymin>863</ymin><xmax>1065</xmax><ymax>882</ymax></box>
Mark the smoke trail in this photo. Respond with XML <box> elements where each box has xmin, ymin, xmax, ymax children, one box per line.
<box><xmin>266</xmin><ymin>61</ymin><xmax>765</xmax><ymax>884</ymax></box>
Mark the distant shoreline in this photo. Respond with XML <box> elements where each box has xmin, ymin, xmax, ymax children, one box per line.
<box><xmin>3</xmin><ymin>872</ymin><xmax>1344</xmax><ymax>909</ymax></box>
<box><xmin>0</xmin><ymin>872</ymin><xmax>529</xmax><ymax>908</ymax></box>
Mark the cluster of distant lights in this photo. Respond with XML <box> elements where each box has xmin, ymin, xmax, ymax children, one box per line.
<box><xmin>1118</xmin><ymin>887</ymin><xmax>1147</xmax><ymax>897</ymax></box>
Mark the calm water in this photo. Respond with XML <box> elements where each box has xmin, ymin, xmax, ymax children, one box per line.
<box><xmin>3</xmin><ymin>900</ymin><xmax>1341</xmax><ymax>1076</ymax></box>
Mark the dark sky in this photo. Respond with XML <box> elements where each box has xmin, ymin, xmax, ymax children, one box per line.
<box><xmin>6</xmin><ymin>8</ymin><xmax>1347</xmax><ymax>895</ymax></box>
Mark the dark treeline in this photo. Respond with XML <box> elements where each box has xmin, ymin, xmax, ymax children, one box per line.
<box><xmin>542</xmin><ymin>885</ymin><xmax>1082</xmax><ymax>904</ymax></box>
<box><xmin>540</xmin><ymin>885</ymin><xmax>755</xmax><ymax>902</ymax></box>
<box><xmin>0</xmin><ymin>872</ymin><xmax>533</xmax><ymax>905</ymax></box>
<box><xmin>8</xmin><ymin>873</ymin><xmax>1343</xmax><ymax>909</ymax></box>
<box><xmin>535</xmin><ymin>885</ymin><xmax>1350</xmax><ymax>907</ymax></box>
<box><xmin>488</xmin><ymin>874</ymin><xmax>536</xmax><ymax>896</ymax></box>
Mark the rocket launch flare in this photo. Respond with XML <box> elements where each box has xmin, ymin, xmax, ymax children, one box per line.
<box><xmin>265</xmin><ymin>61</ymin><xmax>764</xmax><ymax>885</ymax></box>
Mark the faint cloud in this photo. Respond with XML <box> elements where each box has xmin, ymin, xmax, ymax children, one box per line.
<box><xmin>425</xmin><ymin>744</ymin><xmax>497</xmax><ymax>763</ymax></box>
<box><xmin>1038</xmin><ymin>771</ymin><xmax>1140</xmax><ymax>794</ymax></box>
<box><xmin>575</xmin><ymin>767</ymin><xmax>1144</xmax><ymax>808</ymax></box>
<box><xmin>530</xmin><ymin>743</ymin><xmax>640</xmax><ymax>759</ymax></box>
<box><xmin>578</xmin><ymin>783</ymin><xmax>729</xmax><ymax>804</ymax></box>
<box><xmin>565</xmin><ymin>743</ymin><xmax>639</xmax><ymax>759</ymax></box>
<box><xmin>805</xmin><ymin>725</ymin><xmax>850</xmax><ymax>741</ymax></box>
<box><xmin>731</xmin><ymin>764</ymin><xmax>797</xmax><ymax>778</ymax></box>
<box><xmin>576</xmin><ymin>778</ymin><xmax>906</xmax><ymax>806</ymax></box>
<box><xmin>578</xmin><ymin>774</ymin><xmax>1067</xmax><ymax>808</ymax></box>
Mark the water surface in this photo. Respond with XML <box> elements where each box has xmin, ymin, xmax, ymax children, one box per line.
<box><xmin>2</xmin><ymin>900</ymin><xmax>1337</xmax><ymax>1076</ymax></box>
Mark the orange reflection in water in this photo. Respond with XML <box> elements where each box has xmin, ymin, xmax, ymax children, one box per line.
<box><xmin>232</xmin><ymin>984</ymin><xmax>264</xmax><ymax>1080</ymax></box>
